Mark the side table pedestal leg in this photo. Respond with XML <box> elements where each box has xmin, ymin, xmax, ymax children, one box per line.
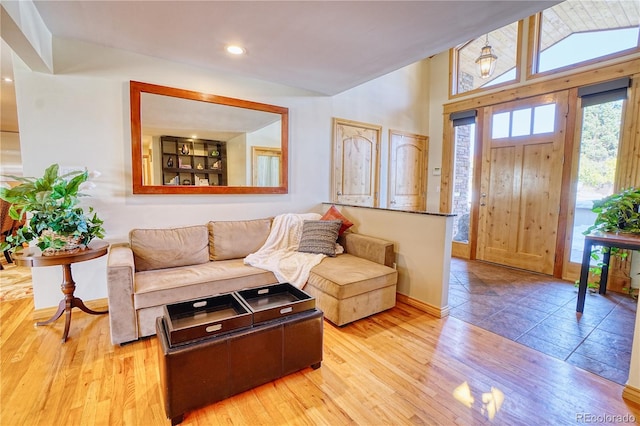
<box><xmin>62</xmin><ymin>299</ymin><xmax>73</xmax><ymax>342</ymax></box>
<box><xmin>34</xmin><ymin>264</ymin><xmax>79</xmax><ymax>342</ymax></box>
<box><xmin>73</xmin><ymin>297</ymin><xmax>108</xmax><ymax>315</ymax></box>
<box><xmin>35</xmin><ymin>299</ymin><xmax>66</xmax><ymax>326</ymax></box>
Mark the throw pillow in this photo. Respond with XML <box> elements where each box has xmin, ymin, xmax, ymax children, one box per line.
<box><xmin>297</xmin><ymin>220</ymin><xmax>342</xmax><ymax>257</ymax></box>
<box><xmin>320</xmin><ymin>205</ymin><xmax>354</xmax><ymax>235</ymax></box>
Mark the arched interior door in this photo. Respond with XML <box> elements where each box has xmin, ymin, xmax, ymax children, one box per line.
<box><xmin>332</xmin><ymin>118</ymin><xmax>381</xmax><ymax>207</ymax></box>
<box><xmin>388</xmin><ymin>130</ymin><xmax>428</xmax><ymax>211</ymax></box>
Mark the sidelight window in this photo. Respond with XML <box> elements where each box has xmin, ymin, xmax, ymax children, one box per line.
<box><xmin>570</xmin><ymin>79</ymin><xmax>628</xmax><ymax>263</ymax></box>
<box><xmin>450</xmin><ymin>111</ymin><xmax>477</xmax><ymax>243</ymax></box>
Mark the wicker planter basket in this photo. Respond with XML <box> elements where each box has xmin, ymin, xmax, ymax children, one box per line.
<box><xmin>41</xmin><ymin>230</ymin><xmax>84</xmax><ymax>256</ymax></box>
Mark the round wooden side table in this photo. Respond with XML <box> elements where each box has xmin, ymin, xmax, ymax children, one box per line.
<box><xmin>12</xmin><ymin>240</ymin><xmax>110</xmax><ymax>342</ymax></box>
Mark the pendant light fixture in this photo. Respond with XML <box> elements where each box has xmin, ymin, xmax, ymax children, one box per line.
<box><xmin>475</xmin><ymin>34</ymin><xmax>498</xmax><ymax>79</ymax></box>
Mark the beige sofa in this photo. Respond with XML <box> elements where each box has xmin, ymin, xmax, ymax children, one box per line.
<box><xmin>106</xmin><ymin>218</ymin><xmax>398</xmax><ymax>345</ymax></box>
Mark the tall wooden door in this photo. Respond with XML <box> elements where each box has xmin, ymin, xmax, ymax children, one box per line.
<box><xmin>332</xmin><ymin>118</ymin><xmax>381</xmax><ymax>207</ymax></box>
<box><xmin>477</xmin><ymin>92</ymin><xmax>568</xmax><ymax>274</ymax></box>
<box><xmin>388</xmin><ymin>130</ymin><xmax>427</xmax><ymax>210</ymax></box>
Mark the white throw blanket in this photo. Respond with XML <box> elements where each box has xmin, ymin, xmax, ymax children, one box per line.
<box><xmin>244</xmin><ymin>213</ymin><xmax>326</xmax><ymax>288</ymax></box>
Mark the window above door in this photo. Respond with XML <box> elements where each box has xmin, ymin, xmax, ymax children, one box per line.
<box><xmin>450</xmin><ymin>0</ymin><xmax>639</xmax><ymax>99</ymax></box>
<box><xmin>450</xmin><ymin>21</ymin><xmax>521</xmax><ymax>97</ymax></box>
<box><xmin>529</xmin><ymin>0</ymin><xmax>640</xmax><ymax>78</ymax></box>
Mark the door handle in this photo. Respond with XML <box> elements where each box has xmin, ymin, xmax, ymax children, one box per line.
<box><xmin>480</xmin><ymin>202</ymin><xmax>486</xmax><ymax>206</ymax></box>
<box><xmin>337</xmin><ymin>191</ymin><xmax>342</xmax><ymax>196</ymax></box>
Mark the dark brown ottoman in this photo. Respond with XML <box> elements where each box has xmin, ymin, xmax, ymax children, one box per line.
<box><xmin>156</xmin><ymin>309</ymin><xmax>323</xmax><ymax>425</ymax></box>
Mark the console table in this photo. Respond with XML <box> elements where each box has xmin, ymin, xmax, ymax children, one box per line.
<box><xmin>577</xmin><ymin>232</ymin><xmax>640</xmax><ymax>313</ymax></box>
<box><xmin>13</xmin><ymin>240</ymin><xmax>109</xmax><ymax>342</ymax></box>
<box><xmin>156</xmin><ymin>309</ymin><xmax>323</xmax><ymax>425</ymax></box>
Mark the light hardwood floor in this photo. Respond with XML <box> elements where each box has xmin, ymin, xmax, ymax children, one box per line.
<box><xmin>1</xmin><ymin>297</ymin><xmax>639</xmax><ymax>425</ymax></box>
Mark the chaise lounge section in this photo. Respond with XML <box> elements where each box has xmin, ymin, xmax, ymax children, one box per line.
<box><xmin>106</xmin><ymin>216</ymin><xmax>397</xmax><ymax>345</ymax></box>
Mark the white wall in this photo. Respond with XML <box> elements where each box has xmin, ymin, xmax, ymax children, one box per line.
<box><xmin>628</xmin><ymin>303</ymin><xmax>640</xmax><ymax>393</ymax></box>
<box><xmin>0</xmin><ymin>131</ymin><xmax>22</xmax><ymax>178</ymax></box>
<box><xmin>331</xmin><ymin>205</ymin><xmax>453</xmax><ymax>312</ymax></box>
<box><xmin>13</xmin><ymin>37</ymin><xmax>432</xmax><ymax>309</ymax></box>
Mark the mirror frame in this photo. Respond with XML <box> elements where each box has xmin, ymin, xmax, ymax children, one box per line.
<box><xmin>130</xmin><ymin>80</ymin><xmax>289</xmax><ymax>194</ymax></box>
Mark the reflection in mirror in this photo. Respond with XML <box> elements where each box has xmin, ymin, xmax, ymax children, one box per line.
<box><xmin>130</xmin><ymin>81</ymin><xmax>288</xmax><ymax>194</ymax></box>
<box><xmin>252</xmin><ymin>147</ymin><xmax>282</xmax><ymax>186</ymax></box>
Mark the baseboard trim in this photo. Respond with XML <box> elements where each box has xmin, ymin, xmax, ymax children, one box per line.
<box><xmin>622</xmin><ymin>384</ymin><xmax>640</xmax><ymax>405</ymax></box>
<box><xmin>396</xmin><ymin>293</ymin><xmax>450</xmax><ymax>318</ymax></box>
<box><xmin>33</xmin><ymin>298</ymin><xmax>109</xmax><ymax>321</ymax></box>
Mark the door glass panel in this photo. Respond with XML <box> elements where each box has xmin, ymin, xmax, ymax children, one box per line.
<box><xmin>570</xmin><ymin>99</ymin><xmax>624</xmax><ymax>263</ymax></box>
<box><xmin>491</xmin><ymin>112</ymin><xmax>510</xmax><ymax>139</ymax></box>
<box><xmin>492</xmin><ymin>105</ymin><xmax>557</xmax><ymax>139</ymax></box>
<box><xmin>452</xmin><ymin>123</ymin><xmax>476</xmax><ymax>243</ymax></box>
<box><xmin>511</xmin><ymin>108</ymin><xmax>532</xmax><ymax>136</ymax></box>
<box><xmin>533</xmin><ymin>104</ymin><xmax>556</xmax><ymax>134</ymax></box>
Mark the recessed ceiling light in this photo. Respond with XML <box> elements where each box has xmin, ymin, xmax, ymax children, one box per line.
<box><xmin>225</xmin><ymin>45</ymin><xmax>245</xmax><ymax>55</ymax></box>
<box><xmin>3</xmin><ymin>77</ymin><xmax>13</xmax><ymax>83</ymax></box>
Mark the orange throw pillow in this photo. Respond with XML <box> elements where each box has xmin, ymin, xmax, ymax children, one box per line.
<box><xmin>320</xmin><ymin>205</ymin><xmax>354</xmax><ymax>235</ymax></box>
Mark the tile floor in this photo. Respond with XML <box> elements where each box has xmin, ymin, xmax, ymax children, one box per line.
<box><xmin>448</xmin><ymin>258</ymin><xmax>638</xmax><ymax>385</ymax></box>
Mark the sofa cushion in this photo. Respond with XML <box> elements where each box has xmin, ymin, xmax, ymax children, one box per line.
<box><xmin>308</xmin><ymin>254</ymin><xmax>397</xmax><ymax>299</ymax></box>
<box><xmin>134</xmin><ymin>258</ymin><xmax>278</xmax><ymax>309</ymax></box>
<box><xmin>304</xmin><ymin>282</ymin><xmax>397</xmax><ymax>327</ymax></box>
<box><xmin>297</xmin><ymin>220</ymin><xmax>342</xmax><ymax>256</ymax></box>
<box><xmin>209</xmin><ymin>218</ymin><xmax>272</xmax><ymax>261</ymax></box>
<box><xmin>130</xmin><ymin>225</ymin><xmax>209</xmax><ymax>272</ymax></box>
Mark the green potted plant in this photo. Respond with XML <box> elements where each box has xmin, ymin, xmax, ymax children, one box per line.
<box><xmin>0</xmin><ymin>164</ymin><xmax>105</xmax><ymax>255</ymax></box>
<box><xmin>585</xmin><ymin>187</ymin><xmax>640</xmax><ymax>234</ymax></box>
<box><xmin>579</xmin><ymin>187</ymin><xmax>640</xmax><ymax>296</ymax></box>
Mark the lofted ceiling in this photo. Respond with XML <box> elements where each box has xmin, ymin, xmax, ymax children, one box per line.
<box><xmin>0</xmin><ymin>0</ymin><xmax>561</xmax><ymax>135</ymax></box>
<box><xmin>30</xmin><ymin>0</ymin><xmax>559</xmax><ymax>96</ymax></box>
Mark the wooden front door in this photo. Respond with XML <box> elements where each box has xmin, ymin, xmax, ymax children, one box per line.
<box><xmin>388</xmin><ymin>130</ymin><xmax>427</xmax><ymax>210</ymax></box>
<box><xmin>332</xmin><ymin>118</ymin><xmax>381</xmax><ymax>207</ymax></box>
<box><xmin>477</xmin><ymin>92</ymin><xmax>567</xmax><ymax>274</ymax></box>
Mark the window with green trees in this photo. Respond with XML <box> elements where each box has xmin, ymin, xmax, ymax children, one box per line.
<box><xmin>571</xmin><ymin>99</ymin><xmax>624</xmax><ymax>263</ymax></box>
<box><xmin>578</xmin><ymin>101</ymin><xmax>623</xmax><ymax>191</ymax></box>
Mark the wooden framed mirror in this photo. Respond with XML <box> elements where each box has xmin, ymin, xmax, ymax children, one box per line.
<box><xmin>130</xmin><ymin>81</ymin><xmax>288</xmax><ymax>194</ymax></box>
